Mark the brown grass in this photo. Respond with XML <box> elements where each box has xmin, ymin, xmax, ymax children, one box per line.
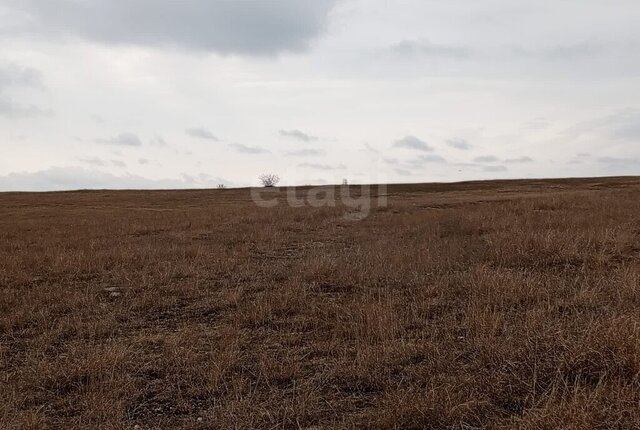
<box><xmin>1</xmin><ymin>176</ymin><xmax>639</xmax><ymax>429</ymax></box>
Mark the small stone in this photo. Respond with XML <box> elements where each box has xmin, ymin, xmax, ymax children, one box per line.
<box><xmin>197</xmin><ymin>417</ymin><xmax>203</xmax><ymax>422</ymax></box>
<box><xmin>104</xmin><ymin>287</ymin><xmax>123</xmax><ymax>298</ymax></box>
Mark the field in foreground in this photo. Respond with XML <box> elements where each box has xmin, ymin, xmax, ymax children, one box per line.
<box><xmin>1</xmin><ymin>177</ymin><xmax>640</xmax><ymax>429</ymax></box>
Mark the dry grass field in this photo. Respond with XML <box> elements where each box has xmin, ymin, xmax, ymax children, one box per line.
<box><xmin>1</xmin><ymin>176</ymin><xmax>639</xmax><ymax>429</ymax></box>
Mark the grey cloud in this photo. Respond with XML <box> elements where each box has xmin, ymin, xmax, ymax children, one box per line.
<box><xmin>446</xmin><ymin>138</ymin><xmax>472</xmax><ymax>150</ymax></box>
<box><xmin>138</xmin><ymin>158</ymin><xmax>149</xmax><ymax>165</ymax></box>
<box><xmin>505</xmin><ymin>156</ymin><xmax>533</xmax><ymax>163</ymax></box>
<box><xmin>390</xmin><ymin>39</ymin><xmax>472</xmax><ymax>59</ymax></box>
<box><xmin>8</xmin><ymin>0</ymin><xmax>337</xmax><ymax>55</ymax></box>
<box><xmin>284</xmin><ymin>148</ymin><xmax>325</xmax><ymax>156</ymax></box>
<box><xmin>0</xmin><ymin>97</ymin><xmax>54</xmax><ymax>118</ymax></box>
<box><xmin>298</xmin><ymin>162</ymin><xmax>346</xmax><ymax>170</ymax></box>
<box><xmin>186</xmin><ymin>128</ymin><xmax>218</xmax><ymax>141</ymax></box>
<box><xmin>96</xmin><ymin>132</ymin><xmax>143</xmax><ymax>146</ymax></box>
<box><xmin>0</xmin><ymin>63</ymin><xmax>51</xmax><ymax>117</ymax></box>
<box><xmin>393</xmin><ymin>135</ymin><xmax>434</xmax><ymax>152</ymax></box>
<box><xmin>0</xmin><ymin>166</ymin><xmax>229</xmax><ymax>191</ymax></box>
<box><xmin>279</xmin><ymin>129</ymin><xmax>318</xmax><ymax>142</ymax></box>
<box><xmin>0</xmin><ymin>63</ymin><xmax>44</xmax><ymax>89</ymax></box>
<box><xmin>228</xmin><ymin>143</ymin><xmax>270</xmax><ymax>154</ymax></box>
<box><xmin>149</xmin><ymin>136</ymin><xmax>168</xmax><ymax>146</ymax></box>
<box><xmin>394</xmin><ymin>168</ymin><xmax>412</xmax><ymax>176</ymax></box>
<box><xmin>111</xmin><ymin>160</ymin><xmax>126</xmax><ymax>168</ymax></box>
<box><xmin>415</xmin><ymin>154</ymin><xmax>447</xmax><ymax>164</ymax></box>
<box><xmin>474</xmin><ymin>155</ymin><xmax>500</xmax><ymax>163</ymax></box>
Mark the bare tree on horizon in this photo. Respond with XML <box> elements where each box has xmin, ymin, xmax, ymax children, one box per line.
<box><xmin>259</xmin><ymin>174</ymin><xmax>280</xmax><ymax>187</ymax></box>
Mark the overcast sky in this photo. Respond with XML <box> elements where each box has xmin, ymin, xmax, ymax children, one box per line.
<box><xmin>1</xmin><ymin>0</ymin><xmax>639</xmax><ymax>190</ymax></box>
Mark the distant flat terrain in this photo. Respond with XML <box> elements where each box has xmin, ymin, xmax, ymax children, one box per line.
<box><xmin>1</xmin><ymin>177</ymin><xmax>639</xmax><ymax>429</ymax></box>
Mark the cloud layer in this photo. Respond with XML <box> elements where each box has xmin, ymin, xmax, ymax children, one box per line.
<box><xmin>1</xmin><ymin>1</ymin><xmax>639</xmax><ymax>189</ymax></box>
<box><xmin>7</xmin><ymin>0</ymin><xmax>338</xmax><ymax>55</ymax></box>
<box><xmin>0</xmin><ymin>167</ymin><xmax>228</xmax><ymax>191</ymax></box>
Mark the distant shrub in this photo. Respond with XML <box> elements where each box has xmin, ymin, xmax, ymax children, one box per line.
<box><xmin>259</xmin><ymin>174</ymin><xmax>280</xmax><ymax>187</ymax></box>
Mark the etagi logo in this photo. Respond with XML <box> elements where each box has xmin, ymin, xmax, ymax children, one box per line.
<box><xmin>251</xmin><ymin>183</ymin><xmax>388</xmax><ymax>221</ymax></box>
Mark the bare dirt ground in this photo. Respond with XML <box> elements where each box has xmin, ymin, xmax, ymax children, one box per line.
<box><xmin>1</xmin><ymin>177</ymin><xmax>639</xmax><ymax>429</ymax></box>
